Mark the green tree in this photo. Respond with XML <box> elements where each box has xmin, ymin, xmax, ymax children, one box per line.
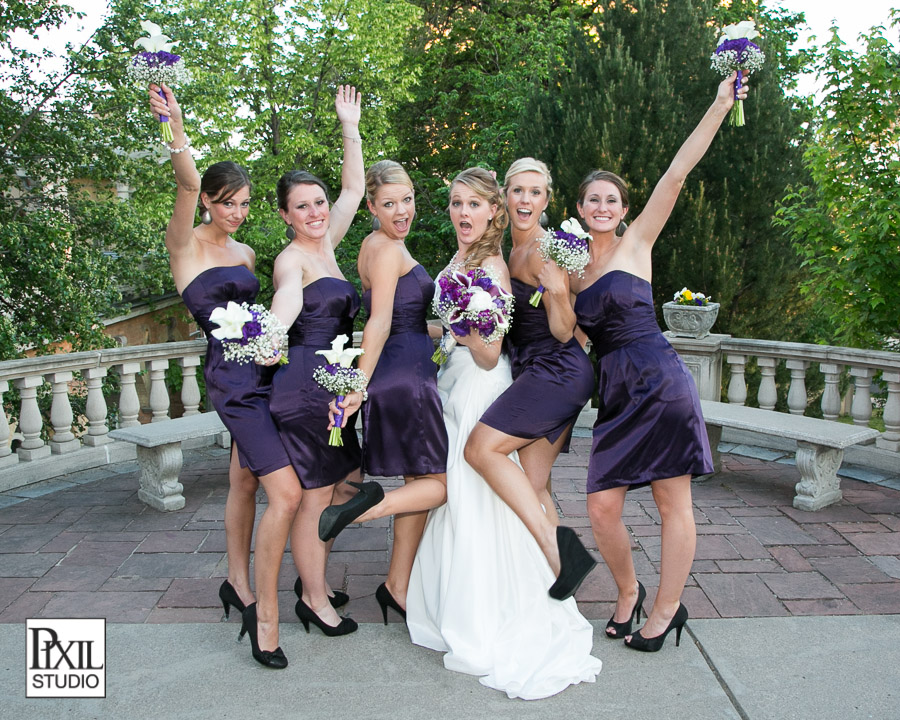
<box><xmin>519</xmin><ymin>0</ymin><xmax>814</xmax><ymax>340</ymax></box>
<box><xmin>776</xmin><ymin>13</ymin><xmax>900</xmax><ymax>349</ymax></box>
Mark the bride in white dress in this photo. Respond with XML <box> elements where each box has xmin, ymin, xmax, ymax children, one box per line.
<box><xmin>406</xmin><ymin>168</ymin><xmax>602</xmax><ymax>700</ymax></box>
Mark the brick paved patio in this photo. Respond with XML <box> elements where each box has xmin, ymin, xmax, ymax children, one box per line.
<box><xmin>1</xmin><ymin>437</ymin><xmax>899</xmax><ymax>625</ymax></box>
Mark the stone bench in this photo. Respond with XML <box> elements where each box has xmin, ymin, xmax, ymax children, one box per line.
<box><xmin>700</xmin><ymin>400</ymin><xmax>880</xmax><ymax>511</ymax></box>
<box><xmin>109</xmin><ymin>412</ymin><xmax>228</xmax><ymax>511</ymax></box>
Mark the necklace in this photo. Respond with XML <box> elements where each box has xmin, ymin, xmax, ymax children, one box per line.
<box><xmin>444</xmin><ymin>250</ymin><xmax>469</xmax><ymax>275</ymax></box>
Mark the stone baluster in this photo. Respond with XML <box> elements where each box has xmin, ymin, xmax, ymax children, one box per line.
<box><xmin>13</xmin><ymin>375</ymin><xmax>50</xmax><ymax>461</ymax></box>
<box><xmin>876</xmin><ymin>371</ymin><xmax>900</xmax><ymax>452</ymax></box>
<box><xmin>46</xmin><ymin>371</ymin><xmax>80</xmax><ymax>454</ymax></box>
<box><xmin>819</xmin><ymin>363</ymin><xmax>842</xmax><ymax>422</ymax></box>
<box><xmin>116</xmin><ymin>363</ymin><xmax>142</xmax><ymax>428</ymax></box>
<box><xmin>0</xmin><ymin>380</ymin><xmax>19</xmax><ymax>468</ymax></box>
<box><xmin>147</xmin><ymin>358</ymin><xmax>171</xmax><ymax>422</ymax></box>
<box><xmin>178</xmin><ymin>355</ymin><xmax>202</xmax><ymax>416</ymax></box>
<box><xmin>849</xmin><ymin>366</ymin><xmax>875</xmax><ymax>429</ymax></box>
<box><xmin>786</xmin><ymin>359</ymin><xmax>810</xmax><ymax>416</ymax></box>
<box><xmin>757</xmin><ymin>357</ymin><xmax>778</xmax><ymax>411</ymax></box>
<box><xmin>726</xmin><ymin>354</ymin><xmax>747</xmax><ymax>405</ymax></box>
<box><xmin>82</xmin><ymin>366</ymin><xmax>111</xmax><ymax>446</ymax></box>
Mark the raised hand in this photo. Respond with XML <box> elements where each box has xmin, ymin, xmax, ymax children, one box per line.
<box><xmin>335</xmin><ymin>84</ymin><xmax>361</xmax><ymax>128</ymax></box>
<box><xmin>716</xmin><ymin>70</ymin><xmax>749</xmax><ymax>110</ymax></box>
<box><xmin>148</xmin><ymin>83</ymin><xmax>183</xmax><ymax>128</ymax></box>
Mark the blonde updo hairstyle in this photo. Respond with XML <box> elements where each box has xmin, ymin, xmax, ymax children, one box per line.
<box><xmin>450</xmin><ymin>167</ymin><xmax>509</xmax><ymax>271</ymax></box>
<box><xmin>502</xmin><ymin>157</ymin><xmax>553</xmax><ymax>203</ymax></box>
<box><xmin>365</xmin><ymin>159</ymin><xmax>414</xmax><ymax>205</ymax></box>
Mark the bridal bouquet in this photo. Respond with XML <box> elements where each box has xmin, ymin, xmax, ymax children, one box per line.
<box><xmin>209</xmin><ymin>301</ymin><xmax>289</xmax><ymax>365</ymax></box>
<box><xmin>126</xmin><ymin>20</ymin><xmax>192</xmax><ymax>142</ymax></box>
<box><xmin>530</xmin><ymin>217</ymin><xmax>591</xmax><ymax>306</ymax></box>
<box><xmin>432</xmin><ymin>267</ymin><xmax>514</xmax><ymax>365</ymax></box>
<box><xmin>313</xmin><ymin>334</ymin><xmax>367</xmax><ymax>447</ymax></box>
<box><xmin>710</xmin><ymin>20</ymin><xmax>765</xmax><ymax>127</ymax></box>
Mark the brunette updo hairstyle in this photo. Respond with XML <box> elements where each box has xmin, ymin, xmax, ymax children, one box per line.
<box><xmin>450</xmin><ymin>167</ymin><xmax>509</xmax><ymax>271</ymax></box>
<box><xmin>365</xmin><ymin>159</ymin><xmax>414</xmax><ymax>204</ymax></box>
<box><xmin>199</xmin><ymin>161</ymin><xmax>251</xmax><ymax>214</ymax></box>
<box><xmin>502</xmin><ymin>157</ymin><xmax>553</xmax><ymax>201</ymax></box>
<box><xmin>576</xmin><ymin>169</ymin><xmax>630</xmax><ymax>209</ymax></box>
<box><xmin>276</xmin><ymin>170</ymin><xmax>331</xmax><ymax>212</ymax></box>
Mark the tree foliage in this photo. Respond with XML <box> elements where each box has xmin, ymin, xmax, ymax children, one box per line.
<box><xmin>776</xmin><ymin>12</ymin><xmax>900</xmax><ymax>349</ymax></box>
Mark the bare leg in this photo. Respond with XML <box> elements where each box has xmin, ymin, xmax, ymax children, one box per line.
<box><xmin>354</xmin><ymin>473</ymin><xmax>447</xmax><ymax>523</ymax></box>
<box><xmin>465</xmin><ymin>423</ymin><xmax>561</xmax><ymax>575</ymax></box>
<box><xmin>290</xmin><ymin>484</ymin><xmax>342</xmax><ymax>627</ymax></box>
<box><xmin>517</xmin><ymin>428</ymin><xmax>573</xmax><ymax>526</ymax></box>
<box><xmin>628</xmin><ymin>475</ymin><xmax>695</xmax><ymax>640</ymax></box>
<box><xmin>225</xmin><ymin>446</ymin><xmax>259</xmax><ymax>607</ymax></box>
<box><xmin>253</xmin><ymin>465</ymin><xmax>302</xmax><ymax>652</ymax></box>
<box><xmin>586</xmin><ymin>486</ymin><xmax>640</xmax><ymax>634</ymax></box>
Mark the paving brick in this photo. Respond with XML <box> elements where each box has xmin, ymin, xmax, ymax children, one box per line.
<box><xmin>694</xmin><ymin>573</ymin><xmax>789</xmax><ymax>617</ymax></box>
<box><xmin>870</xmin><ymin>556</ymin><xmax>900</xmax><ymax>580</ymax></box>
<box><xmin>0</xmin><ymin>552</ymin><xmax>65</xmax><ymax>577</ymax></box>
<box><xmin>716</xmin><ymin>559</ymin><xmax>783</xmax><ymax>573</ymax></box>
<box><xmin>739</xmin><ymin>515</ymin><xmax>819</xmax><ymax>545</ymax></box>
<box><xmin>780</xmin><ymin>504</ymin><xmax>872</xmax><ymax>524</ymax></box>
<box><xmin>694</xmin><ymin>535</ymin><xmax>743</xmax><ymax>561</ymax></box>
<box><xmin>696</xmin><ymin>524</ymin><xmax>749</xmax><ymax>535</ymax></box>
<box><xmin>873</xmin><ymin>514</ymin><xmax>900</xmax><ymax>531</ymax></box>
<box><xmin>158</xmin><ymin>578</ymin><xmax>224</xmax><ymax>608</ymax></box>
<box><xmin>331</xmin><ymin>527</ymin><xmax>390</xmax><ymax>553</ymax></box>
<box><xmin>803</xmin><ymin>523</ymin><xmax>848</xmax><ymax>545</ymax></box>
<box><xmin>32</xmin><ymin>565</ymin><xmax>115</xmax><ymax>591</ymax></box>
<box><xmin>797</xmin><ymin>544</ymin><xmax>862</xmax><ymax>558</ymax></box>
<box><xmin>0</xmin><ymin>577</ymin><xmax>34</xmax><ymax>612</ymax></box>
<box><xmin>61</xmin><ymin>541</ymin><xmax>140</xmax><ymax>567</ymax></box>
<box><xmin>145</xmin><ymin>607</ymin><xmax>226</xmax><ymax>623</ymax></box>
<box><xmin>839</xmin><ymin>582</ymin><xmax>900</xmax><ymax>613</ymax></box>
<box><xmin>809</xmin><ymin>556</ymin><xmax>894</xmax><ymax>585</ymax></box>
<box><xmin>99</xmin><ymin>576</ymin><xmax>173</xmax><ymax>592</ymax></box>
<box><xmin>769</xmin><ymin>546</ymin><xmax>814</xmax><ymax>572</ymax></box>
<box><xmin>830</xmin><ymin>522</ymin><xmax>890</xmax><ymax>535</ymax></box>
<box><xmin>116</xmin><ymin>553</ymin><xmax>224</xmax><ymax>578</ymax></box>
<box><xmin>762</xmin><ymin>571</ymin><xmax>844</xmax><ymax>600</ymax></box>
<box><xmin>726</xmin><ymin>534</ymin><xmax>773</xmax><ymax>560</ymax></box>
<box><xmin>0</xmin><ymin>523</ymin><xmax>72</xmax><ymax>553</ymax></box>
<box><xmin>137</xmin><ymin>530</ymin><xmax>208</xmax><ymax>553</ymax></box>
<box><xmin>782</xmin><ymin>598</ymin><xmax>861</xmax><ymax>615</ymax></box>
<box><xmin>842</xmin><ymin>532</ymin><xmax>900</xmax><ymax>556</ymax></box>
<box><xmin>40</xmin><ymin>590</ymin><xmax>162</xmax><ymax>622</ymax></box>
<box><xmin>0</xmin><ymin>591</ymin><xmax>53</xmax><ymax>622</ymax></box>
<box><xmin>680</xmin><ymin>586</ymin><xmax>719</xmax><ymax>619</ymax></box>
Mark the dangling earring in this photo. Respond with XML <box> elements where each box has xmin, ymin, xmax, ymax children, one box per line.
<box><xmin>372</xmin><ymin>216</ymin><xmax>381</xmax><ymax>231</ymax></box>
<box><xmin>285</xmin><ymin>224</ymin><xmax>296</xmax><ymax>241</ymax></box>
<box><xmin>200</xmin><ymin>207</ymin><xmax>212</xmax><ymax>225</ymax></box>
<box><xmin>616</xmin><ymin>221</ymin><xmax>628</xmax><ymax>237</ymax></box>
<box><xmin>539</xmin><ymin>211</ymin><xmax>549</xmax><ymax>228</ymax></box>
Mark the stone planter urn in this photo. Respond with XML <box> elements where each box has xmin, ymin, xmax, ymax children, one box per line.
<box><xmin>662</xmin><ymin>301</ymin><xmax>720</xmax><ymax>339</ymax></box>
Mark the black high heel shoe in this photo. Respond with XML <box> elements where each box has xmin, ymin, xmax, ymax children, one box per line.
<box><xmin>218</xmin><ymin>580</ymin><xmax>247</xmax><ymax>619</ymax></box>
<box><xmin>375</xmin><ymin>582</ymin><xmax>406</xmax><ymax>625</ymax></box>
<box><xmin>318</xmin><ymin>481</ymin><xmax>385</xmax><ymax>542</ymax></box>
<box><xmin>294</xmin><ymin>597</ymin><xmax>358</xmax><ymax>636</ymax></box>
<box><xmin>548</xmin><ymin>526</ymin><xmax>597</xmax><ymax>601</ymax></box>
<box><xmin>294</xmin><ymin>576</ymin><xmax>349</xmax><ymax>609</ymax></box>
<box><xmin>606</xmin><ymin>581</ymin><xmax>647</xmax><ymax>639</ymax></box>
<box><xmin>624</xmin><ymin>603</ymin><xmax>689</xmax><ymax>652</ymax></box>
<box><xmin>239</xmin><ymin>603</ymin><xmax>288</xmax><ymax>669</ymax></box>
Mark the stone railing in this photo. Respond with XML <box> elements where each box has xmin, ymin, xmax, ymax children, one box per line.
<box><xmin>667</xmin><ymin>333</ymin><xmax>900</xmax><ymax>473</ymax></box>
<box><xmin>0</xmin><ymin>340</ymin><xmax>207</xmax><ymax>492</ymax></box>
<box><xmin>2</xmin><ymin>332</ymin><xmax>899</xmax><ymax>493</ymax></box>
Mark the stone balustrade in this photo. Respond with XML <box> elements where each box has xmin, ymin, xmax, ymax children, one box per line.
<box><xmin>2</xmin><ymin>332</ymin><xmax>898</xmax><ymax>493</ymax></box>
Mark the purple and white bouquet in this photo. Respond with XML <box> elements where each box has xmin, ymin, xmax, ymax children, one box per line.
<box><xmin>432</xmin><ymin>266</ymin><xmax>514</xmax><ymax>365</ymax></box>
<box><xmin>312</xmin><ymin>334</ymin><xmax>367</xmax><ymax>447</ymax></box>
<box><xmin>209</xmin><ymin>301</ymin><xmax>288</xmax><ymax>365</ymax></box>
<box><xmin>126</xmin><ymin>21</ymin><xmax>192</xmax><ymax>143</ymax></box>
<box><xmin>710</xmin><ymin>20</ymin><xmax>765</xmax><ymax>127</ymax></box>
<box><xmin>530</xmin><ymin>217</ymin><xmax>591</xmax><ymax>307</ymax></box>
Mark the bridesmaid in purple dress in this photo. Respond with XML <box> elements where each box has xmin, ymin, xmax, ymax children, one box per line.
<box><xmin>267</xmin><ymin>86</ymin><xmax>364</xmax><ymax>637</ymax></box>
<box><xmin>148</xmin><ymin>84</ymin><xmax>300</xmax><ymax>668</ymax></box>
<box><xmin>319</xmin><ymin>160</ymin><xmax>449</xmax><ymax>622</ymax></box>
<box><xmin>570</xmin><ymin>73</ymin><xmax>748</xmax><ymax>652</ymax></box>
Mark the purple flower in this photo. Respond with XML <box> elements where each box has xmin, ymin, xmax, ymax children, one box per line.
<box><xmin>134</xmin><ymin>50</ymin><xmax>182</xmax><ymax>67</ymax></box>
<box><xmin>715</xmin><ymin>38</ymin><xmax>761</xmax><ymax>63</ymax></box>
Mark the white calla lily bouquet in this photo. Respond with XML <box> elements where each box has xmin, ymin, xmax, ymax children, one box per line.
<box><xmin>126</xmin><ymin>20</ymin><xmax>192</xmax><ymax>142</ymax></box>
<box><xmin>710</xmin><ymin>20</ymin><xmax>765</xmax><ymax>127</ymax></box>
<box><xmin>530</xmin><ymin>217</ymin><xmax>591</xmax><ymax>306</ymax></box>
<box><xmin>312</xmin><ymin>334</ymin><xmax>368</xmax><ymax>446</ymax></box>
<box><xmin>209</xmin><ymin>301</ymin><xmax>288</xmax><ymax>365</ymax></box>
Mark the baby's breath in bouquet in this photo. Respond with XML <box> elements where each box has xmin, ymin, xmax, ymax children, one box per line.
<box><xmin>710</xmin><ymin>20</ymin><xmax>764</xmax><ymax>127</ymax></box>
<box><xmin>530</xmin><ymin>217</ymin><xmax>591</xmax><ymax>307</ymax></box>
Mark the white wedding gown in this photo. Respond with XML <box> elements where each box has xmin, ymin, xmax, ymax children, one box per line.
<box><xmin>406</xmin><ymin>346</ymin><xmax>602</xmax><ymax>700</ymax></box>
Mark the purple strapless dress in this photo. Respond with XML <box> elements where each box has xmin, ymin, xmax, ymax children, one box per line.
<box><xmin>180</xmin><ymin>265</ymin><xmax>291</xmax><ymax>477</ymax></box>
<box><xmin>574</xmin><ymin>270</ymin><xmax>713</xmax><ymax>493</ymax></box>
<box><xmin>480</xmin><ymin>278</ymin><xmax>594</xmax><ymax>450</ymax></box>
<box><xmin>269</xmin><ymin>277</ymin><xmax>362</xmax><ymax>489</ymax></box>
<box><xmin>361</xmin><ymin>264</ymin><xmax>448</xmax><ymax>477</ymax></box>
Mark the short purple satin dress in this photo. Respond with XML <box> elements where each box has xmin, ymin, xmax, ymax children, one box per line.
<box><xmin>361</xmin><ymin>264</ymin><xmax>448</xmax><ymax>477</ymax></box>
<box><xmin>574</xmin><ymin>270</ymin><xmax>713</xmax><ymax>493</ymax></box>
<box><xmin>180</xmin><ymin>265</ymin><xmax>291</xmax><ymax>477</ymax></box>
<box><xmin>269</xmin><ymin>277</ymin><xmax>362</xmax><ymax>489</ymax></box>
<box><xmin>480</xmin><ymin>278</ymin><xmax>594</xmax><ymax>450</ymax></box>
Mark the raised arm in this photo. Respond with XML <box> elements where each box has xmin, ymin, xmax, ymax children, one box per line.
<box><xmin>536</xmin><ymin>256</ymin><xmax>577</xmax><ymax>343</ymax></box>
<box><xmin>149</xmin><ymin>83</ymin><xmax>200</xmax><ymax>258</ymax></box>
<box><xmin>327</xmin><ymin>85</ymin><xmax>364</xmax><ymax>247</ymax></box>
<box><xmin>629</xmin><ymin>72</ymin><xmax>748</xmax><ymax>249</ymax></box>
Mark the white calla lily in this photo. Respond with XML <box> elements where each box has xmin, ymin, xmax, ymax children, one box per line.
<box><xmin>315</xmin><ymin>334</ymin><xmax>365</xmax><ymax>367</ymax></box>
<box><xmin>465</xmin><ymin>287</ymin><xmax>496</xmax><ymax>314</ymax></box>
<box><xmin>718</xmin><ymin>20</ymin><xmax>759</xmax><ymax>44</ymax></box>
<box><xmin>134</xmin><ymin>20</ymin><xmax>177</xmax><ymax>52</ymax></box>
<box><xmin>560</xmin><ymin>217</ymin><xmax>589</xmax><ymax>238</ymax></box>
<box><xmin>209</xmin><ymin>301</ymin><xmax>252</xmax><ymax>340</ymax></box>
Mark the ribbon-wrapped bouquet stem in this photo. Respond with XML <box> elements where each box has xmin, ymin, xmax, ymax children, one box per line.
<box><xmin>529</xmin><ymin>218</ymin><xmax>591</xmax><ymax>307</ymax></box>
<box><xmin>312</xmin><ymin>335</ymin><xmax>367</xmax><ymax>447</ymax></box>
<box><xmin>710</xmin><ymin>20</ymin><xmax>765</xmax><ymax>127</ymax></box>
<box><xmin>126</xmin><ymin>21</ymin><xmax>192</xmax><ymax>142</ymax></box>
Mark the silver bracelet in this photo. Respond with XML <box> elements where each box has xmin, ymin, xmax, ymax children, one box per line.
<box><xmin>342</xmin><ymin>134</ymin><xmax>361</xmax><ymax>144</ymax></box>
<box><xmin>164</xmin><ymin>136</ymin><xmax>192</xmax><ymax>154</ymax></box>
<box><xmin>361</xmin><ymin>387</ymin><xmax>369</xmax><ymax>402</ymax></box>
